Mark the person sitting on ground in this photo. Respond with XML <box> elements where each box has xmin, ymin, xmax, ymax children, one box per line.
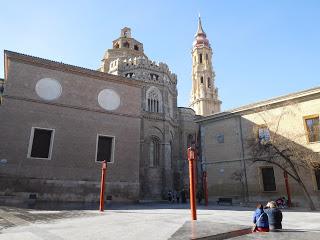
<box><xmin>252</xmin><ymin>203</ymin><xmax>269</xmax><ymax>232</ymax></box>
<box><xmin>265</xmin><ymin>201</ymin><xmax>282</xmax><ymax>231</ymax></box>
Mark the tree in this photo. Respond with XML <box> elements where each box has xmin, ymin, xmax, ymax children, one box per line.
<box><xmin>231</xmin><ymin>169</ymin><xmax>246</xmax><ymax>203</ymax></box>
<box><xmin>247</xmin><ymin>103</ymin><xmax>320</xmax><ymax>210</ymax></box>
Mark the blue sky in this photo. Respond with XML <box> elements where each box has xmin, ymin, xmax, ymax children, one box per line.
<box><xmin>1</xmin><ymin>0</ymin><xmax>319</xmax><ymax>110</ymax></box>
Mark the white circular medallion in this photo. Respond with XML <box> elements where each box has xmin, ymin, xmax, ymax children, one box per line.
<box><xmin>98</xmin><ymin>89</ymin><xmax>120</xmax><ymax>111</ymax></box>
<box><xmin>35</xmin><ymin>78</ymin><xmax>62</xmax><ymax>101</ymax></box>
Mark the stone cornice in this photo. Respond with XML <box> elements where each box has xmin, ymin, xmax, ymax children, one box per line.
<box><xmin>4</xmin><ymin>50</ymin><xmax>143</xmax><ymax>88</ymax></box>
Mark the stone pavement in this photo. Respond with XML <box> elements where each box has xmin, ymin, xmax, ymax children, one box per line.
<box><xmin>0</xmin><ymin>203</ymin><xmax>320</xmax><ymax>239</ymax></box>
<box><xmin>234</xmin><ymin>231</ymin><xmax>320</xmax><ymax>240</ymax></box>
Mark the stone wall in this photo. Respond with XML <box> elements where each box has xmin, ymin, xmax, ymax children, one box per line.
<box><xmin>199</xmin><ymin>92</ymin><xmax>320</xmax><ymax>207</ymax></box>
<box><xmin>0</xmin><ymin>54</ymin><xmax>142</xmax><ymax>202</ymax></box>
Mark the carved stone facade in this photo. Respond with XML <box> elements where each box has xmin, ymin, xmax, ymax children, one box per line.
<box><xmin>99</xmin><ymin>27</ymin><xmax>194</xmax><ymax>199</ymax></box>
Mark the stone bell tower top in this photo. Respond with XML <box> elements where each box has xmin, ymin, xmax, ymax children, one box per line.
<box><xmin>193</xmin><ymin>16</ymin><xmax>210</xmax><ymax>48</ymax></box>
<box><xmin>121</xmin><ymin>27</ymin><xmax>132</xmax><ymax>38</ymax></box>
<box><xmin>100</xmin><ymin>27</ymin><xmax>147</xmax><ymax>73</ymax></box>
<box><xmin>190</xmin><ymin>16</ymin><xmax>221</xmax><ymax>116</ymax></box>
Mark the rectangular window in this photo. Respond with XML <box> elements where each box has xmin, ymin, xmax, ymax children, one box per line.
<box><xmin>199</xmin><ymin>53</ymin><xmax>203</xmax><ymax>64</ymax></box>
<box><xmin>96</xmin><ymin>135</ymin><xmax>115</xmax><ymax>163</ymax></box>
<box><xmin>315</xmin><ymin>169</ymin><xmax>320</xmax><ymax>190</ymax></box>
<box><xmin>28</xmin><ymin>128</ymin><xmax>54</xmax><ymax>159</ymax></box>
<box><xmin>261</xmin><ymin>167</ymin><xmax>276</xmax><ymax>191</ymax></box>
<box><xmin>304</xmin><ymin>115</ymin><xmax>320</xmax><ymax>143</ymax></box>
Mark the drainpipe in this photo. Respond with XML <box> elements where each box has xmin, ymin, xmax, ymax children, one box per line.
<box><xmin>200</xmin><ymin>125</ymin><xmax>208</xmax><ymax>205</ymax></box>
<box><xmin>238</xmin><ymin>116</ymin><xmax>249</xmax><ymax>203</ymax></box>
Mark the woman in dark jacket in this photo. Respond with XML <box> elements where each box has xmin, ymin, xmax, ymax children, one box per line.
<box><xmin>252</xmin><ymin>203</ymin><xmax>269</xmax><ymax>232</ymax></box>
<box><xmin>265</xmin><ymin>201</ymin><xmax>283</xmax><ymax>230</ymax></box>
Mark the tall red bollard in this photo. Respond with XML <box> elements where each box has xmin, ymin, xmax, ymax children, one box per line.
<box><xmin>188</xmin><ymin>147</ymin><xmax>197</xmax><ymax>220</ymax></box>
<box><xmin>283</xmin><ymin>171</ymin><xmax>292</xmax><ymax>207</ymax></box>
<box><xmin>99</xmin><ymin>160</ymin><xmax>107</xmax><ymax>212</ymax></box>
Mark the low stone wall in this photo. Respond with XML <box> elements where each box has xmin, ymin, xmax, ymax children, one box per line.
<box><xmin>0</xmin><ymin>176</ymin><xmax>139</xmax><ymax>202</ymax></box>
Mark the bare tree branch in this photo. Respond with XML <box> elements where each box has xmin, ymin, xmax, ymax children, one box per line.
<box><xmin>242</xmin><ymin>101</ymin><xmax>319</xmax><ymax>210</ymax></box>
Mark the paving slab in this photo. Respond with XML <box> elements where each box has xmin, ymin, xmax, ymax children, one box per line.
<box><xmin>169</xmin><ymin>221</ymin><xmax>251</xmax><ymax>240</ymax></box>
<box><xmin>232</xmin><ymin>230</ymin><xmax>320</xmax><ymax>240</ymax></box>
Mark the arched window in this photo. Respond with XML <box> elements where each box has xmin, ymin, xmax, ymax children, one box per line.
<box><xmin>149</xmin><ymin>137</ymin><xmax>160</xmax><ymax>167</ymax></box>
<box><xmin>114</xmin><ymin>42</ymin><xmax>119</xmax><ymax>49</ymax></box>
<box><xmin>122</xmin><ymin>41</ymin><xmax>130</xmax><ymax>48</ymax></box>
<box><xmin>125</xmin><ymin>73</ymin><xmax>134</xmax><ymax>78</ymax></box>
<box><xmin>199</xmin><ymin>53</ymin><xmax>203</xmax><ymax>64</ymax></box>
<box><xmin>134</xmin><ymin>45</ymin><xmax>139</xmax><ymax>51</ymax></box>
<box><xmin>146</xmin><ymin>87</ymin><xmax>162</xmax><ymax>113</ymax></box>
<box><xmin>200</xmin><ymin>76</ymin><xmax>204</xmax><ymax>84</ymax></box>
<box><xmin>150</xmin><ymin>74</ymin><xmax>159</xmax><ymax>80</ymax></box>
<box><xmin>207</xmin><ymin>78</ymin><xmax>211</xmax><ymax>88</ymax></box>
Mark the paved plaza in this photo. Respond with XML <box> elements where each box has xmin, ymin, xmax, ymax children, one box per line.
<box><xmin>0</xmin><ymin>203</ymin><xmax>320</xmax><ymax>239</ymax></box>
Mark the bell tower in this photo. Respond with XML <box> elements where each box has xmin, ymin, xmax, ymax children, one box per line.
<box><xmin>190</xmin><ymin>16</ymin><xmax>221</xmax><ymax>116</ymax></box>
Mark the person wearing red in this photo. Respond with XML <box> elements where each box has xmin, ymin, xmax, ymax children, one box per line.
<box><xmin>252</xmin><ymin>203</ymin><xmax>269</xmax><ymax>232</ymax></box>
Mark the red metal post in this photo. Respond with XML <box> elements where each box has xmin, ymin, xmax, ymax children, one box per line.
<box><xmin>99</xmin><ymin>161</ymin><xmax>107</xmax><ymax>212</ymax></box>
<box><xmin>283</xmin><ymin>171</ymin><xmax>292</xmax><ymax>207</ymax></box>
<box><xmin>188</xmin><ymin>147</ymin><xmax>197</xmax><ymax>220</ymax></box>
<box><xmin>194</xmin><ymin>150</ymin><xmax>198</xmax><ymax>189</ymax></box>
<box><xmin>203</xmin><ymin>171</ymin><xmax>208</xmax><ymax>206</ymax></box>
<box><xmin>194</xmin><ymin>133</ymin><xmax>198</xmax><ymax>188</ymax></box>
